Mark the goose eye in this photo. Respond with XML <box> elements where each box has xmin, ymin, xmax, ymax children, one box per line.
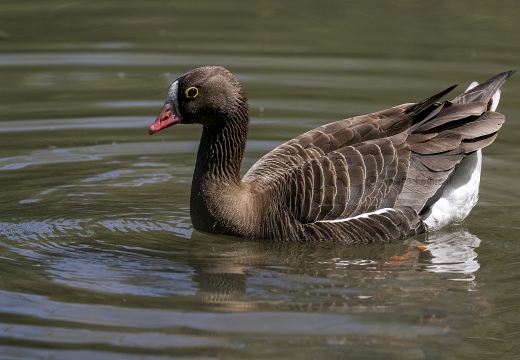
<box><xmin>185</xmin><ymin>86</ymin><xmax>199</xmax><ymax>98</ymax></box>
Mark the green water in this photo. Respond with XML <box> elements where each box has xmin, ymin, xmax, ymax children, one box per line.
<box><xmin>1</xmin><ymin>1</ymin><xmax>520</xmax><ymax>359</ymax></box>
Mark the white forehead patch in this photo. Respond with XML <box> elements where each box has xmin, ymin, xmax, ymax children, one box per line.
<box><xmin>167</xmin><ymin>80</ymin><xmax>178</xmax><ymax>101</ymax></box>
<box><xmin>166</xmin><ymin>80</ymin><xmax>181</xmax><ymax>116</ymax></box>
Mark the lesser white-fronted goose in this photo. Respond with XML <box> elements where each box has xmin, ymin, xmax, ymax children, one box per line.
<box><xmin>149</xmin><ymin>67</ymin><xmax>514</xmax><ymax>244</ymax></box>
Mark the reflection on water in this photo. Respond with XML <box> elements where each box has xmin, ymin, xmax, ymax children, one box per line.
<box><xmin>0</xmin><ymin>211</ymin><xmax>485</xmax><ymax>356</ymax></box>
<box><xmin>425</xmin><ymin>230</ymin><xmax>481</xmax><ymax>279</ymax></box>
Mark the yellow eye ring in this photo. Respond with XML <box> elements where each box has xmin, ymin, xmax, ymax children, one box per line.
<box><xmin>185</xmin><ymin>86</ymin><xmax>199</xmax><ymax>98</ymax></box>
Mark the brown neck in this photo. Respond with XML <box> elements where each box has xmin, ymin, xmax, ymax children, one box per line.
<box><xmin>194</xmin><ymin>119</ymin><xmax>248</xmax><ymax>183</ymax></box>
<box><xmin>189</xmin><ymin>108</ymin><xmax>249</xmax><ymax>232</ymax></box>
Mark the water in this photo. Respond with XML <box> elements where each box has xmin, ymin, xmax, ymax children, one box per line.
<box><xmin>1</xmin><ymin>0</ymin><xmax>520</xmax><ymax>359</ymax></box>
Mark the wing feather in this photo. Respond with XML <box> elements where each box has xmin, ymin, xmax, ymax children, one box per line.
<box><xmin>241</xmin><ymin>71</ymin><xmax>512</xmax><ymax>239</ymax></box>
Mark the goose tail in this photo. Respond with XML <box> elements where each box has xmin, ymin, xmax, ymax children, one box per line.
<box><xmin>421</xmin><ymin>71</ymin><xmax>515</xmax><ymax>229</ymax></box>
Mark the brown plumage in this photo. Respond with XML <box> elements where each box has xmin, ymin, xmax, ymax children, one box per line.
<box><xmin>149</xmin><ymin>67</ymin><xmax>514</xmax><ymax>244</ymax></box>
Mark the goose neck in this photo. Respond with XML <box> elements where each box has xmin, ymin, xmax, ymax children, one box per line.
<box><xmin>193</xmin><ymin>118</ymin><xmax>248</xmax><ymax>186</ymax></box>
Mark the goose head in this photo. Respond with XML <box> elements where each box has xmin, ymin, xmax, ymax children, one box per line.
<box><xmin>149</xmin><ymin>66</ymin><xmax>248</xmax><ymax>134</ymax></box>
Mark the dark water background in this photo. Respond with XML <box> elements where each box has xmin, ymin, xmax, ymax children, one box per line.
<box><xmin>1</xmin><ymin>1</ymin><xmax>520</xmax><ymax>359</ymax></box>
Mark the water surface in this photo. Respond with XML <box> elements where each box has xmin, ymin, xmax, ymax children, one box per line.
<box><xmin>1</xmin><ymin>1</ymin><xmax>520</xmax><ymax>359</ymax></box>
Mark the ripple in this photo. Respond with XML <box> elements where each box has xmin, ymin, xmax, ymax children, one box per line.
<box><xmin>46</xmin><ymin>254</ymin><xmax>196</xmax><ymax>297</ymax></box>
<box><xmin>0</xmin><ymin>51</ymin><xmax>485</xmax><ymax>74</ymax></box>
<box><xmin>0</xmin><ymin>219</ymin><xmax>93</xmax><ymax>241</ymax></box>
<box><xmin>0</xmin><ymin>116</ymin><xmax>149</xmax><ymax>133</ymax></box>
<box><xmin>0</xmin><ymin>322</ymin><xmax>230</xmax><ymax>350</ymax></box>
<box><xmin>0</xmin><ymin>141</ymin><xmax>198</xmax><ymax>170</ymax></box>
<box><xmin>81</xmin><ymin>170</ymin><xmax>136</xmax><ymax>183</ymax></box>
<box><xmin>0</xmin><ymin>217</ymin><xmax>192</xmax><ymax>242</ymax></box>
<box><xmin>98</xmin><ymin>218</ymin><xmax>191</xmax><ymax>235</ymax></box>
<box><xmin>0</xmin><ymin>290</ymin><xmax>444</xmax><ymax>336</ymax></box>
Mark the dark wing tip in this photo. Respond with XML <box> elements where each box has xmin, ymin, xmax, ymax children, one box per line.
<box><xmin>494</xmin><ymin>69</ymin><xmax>516</xmax><ymax>82</ymax></box>
<box><xmin>404</xmin><ymin>84</ymin><xmax>458</xmax><ymax>116</ymax></box>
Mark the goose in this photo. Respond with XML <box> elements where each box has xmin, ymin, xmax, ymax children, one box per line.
<box><xmin>149</xmin><ymin>67</ymin><xmax>514</xmax><ymax>244</ymax></box>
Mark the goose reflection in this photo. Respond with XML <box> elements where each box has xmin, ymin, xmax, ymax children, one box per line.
<box><xmin>421</xmin><ymin>229</ymin><xmax>481</xmax><ymax>280</ymax></box>
<box><xmin>187</xmin><ymin>227</ymin><xmax>483</xmax><ymax>311</ymax></box>
<box><xmin>0</xmin><ymin>215</ymin><xmax>482</xmax><ymax>307</ymax></box>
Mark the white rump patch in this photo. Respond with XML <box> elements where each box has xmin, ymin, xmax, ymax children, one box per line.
<box><xmin>423</xmin><ymin>150</ymin><xmax>482</xmax><ymax>230</ymax></box>
<box><xmin>423</xmin><ymin>79</ymin><xmax>502</xmax><ymax>230</ymax></box>
<box><xmin>318</xmin><ymin>208</ymin><xmax>394</xmax><ymax>223</ymax></box>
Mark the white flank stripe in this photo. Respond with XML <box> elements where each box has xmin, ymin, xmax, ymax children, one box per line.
<box><xmin>318</xmin><ymin>208</ymin><xmax>394</xmax><ymax>223</ymax></box>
